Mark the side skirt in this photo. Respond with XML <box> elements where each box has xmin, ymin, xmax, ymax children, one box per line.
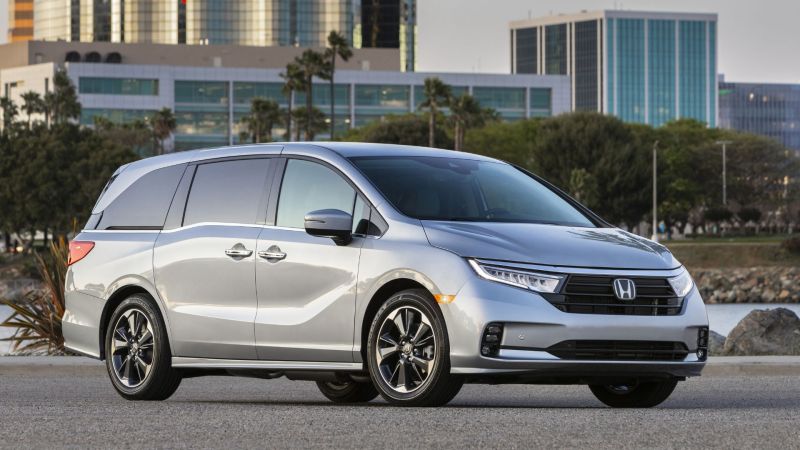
<box><xmin>171</xmin><ymin>357</ymin><xmax>363</xmax><ymax>372</ymax></box>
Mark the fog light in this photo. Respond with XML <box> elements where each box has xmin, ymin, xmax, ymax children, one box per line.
<box><xmin>696</xmin><ymin>349</ymin><xmax>707</xmax><ymax>360</ymax></box>
<box><xmin>480</xmin><ymin>323</ymin><xmax>504</xmax><ymax>357</ymax></box>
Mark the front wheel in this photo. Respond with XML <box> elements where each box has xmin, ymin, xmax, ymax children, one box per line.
<box><xmin>366</xmin><ymin>289</ymin><xmax>463</xmax><ymax>406</ymax></box>
<box><xmin>589</xmin><ymin>379</ymin><xmax>678</xmax><ymax>408</ymax></box>
<box><xmin>104</xmin><ymin>294</ymin><xmax>181</xmax><ymax>401</ymax></box>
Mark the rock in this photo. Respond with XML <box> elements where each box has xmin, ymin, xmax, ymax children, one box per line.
<box><xmin>723</xmin><ymin>308</ymin><xmax>800</xmax><ymax>356</ymax></box>
<box><xmin>708</xmin><ymin>331</ymin><xmax>726</xmax><ymax>355</ymax></box>
<box><xmin>779</xmin><ymin>290</ymin><xmax>790</xmax><ymax>301</ymax></box>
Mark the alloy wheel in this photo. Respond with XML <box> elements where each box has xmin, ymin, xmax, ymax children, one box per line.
<box><xmin>110</xmin><ymin>308</ymin><xmax>155</xmax><ymax>388</ymax></box>
<box><xmin>375</xmin><ymin>306</ymin><xmax>436</xmax><ymax>394</ymax></box>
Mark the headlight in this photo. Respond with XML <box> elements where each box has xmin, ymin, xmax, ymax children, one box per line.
<box><xmin>668</xmin><ymin>269</ymin><xmax>694</xmax><ymax>297</ymax></box>
<box><xmin>469</xmin><ymin>260</ymin><xmax>564</xmax><ymax>293</ymax></box>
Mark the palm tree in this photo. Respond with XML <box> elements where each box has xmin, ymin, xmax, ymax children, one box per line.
<box><xmin>294</xmin><ymin>49</ymin><xmax>331</xmax><ymax>141</ymax></box>
<box><xmin>0</xmin><ymin>97</ymin><xmax>18</xmax><ymax>134</ymax></box>
<box><xmin>149</xmin><ymin>108</ymin><xmax>176</xmax><ymax>155</ymax></box>
<box><xmin>292</xmin><ymin>106</ymin><xmax>328</xmax><ymax>141</ymax></box>
<box><xmin>280</xmin><ymin>62</ymin><xmax>305</xmax><ymax>141</ymax></box>
<box><xmin>20</xmin><ymin>91</ymin><xmax>44</xmax><ymax>129</ymax></box>
<box><xmin>46</xmin><ymin>70</ymin><xmax>81</xmax><ymax>126</ymax></box>
<box><xmin>241</xmin><ymin>98</ymin><xmax>282</xmax><ymax>143</ymax></box>
<box><xmin>417</xmin><ymin>77</ymin><xmax>452</xmax><ymax>148</ymax></box>
<box><xmin>325</xmin><ymin>31</ymin><xmax>353</xmax><ymax>140</ymax></box>
<box><xmin>449</xmin><ymin>93</ymin><xmax>488</xmax><ymax>151</ymax></box>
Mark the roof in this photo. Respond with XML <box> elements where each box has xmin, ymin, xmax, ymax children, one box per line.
<box><xmin>92</xmin><ymin>142</ymin><xmax>502</xmax><ymax>213</ymax></box>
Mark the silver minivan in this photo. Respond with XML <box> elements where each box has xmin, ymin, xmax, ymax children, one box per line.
<box><xmin>64</xmin><ymin>143</ymin><xmax>708</xmax><ymax>407</ymax></box>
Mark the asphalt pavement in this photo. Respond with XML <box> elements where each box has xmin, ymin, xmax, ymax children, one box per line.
<box><xmin>1</xmin><ymin>358</ymin><xmax>799</xmax><ymax>449</ymax></box>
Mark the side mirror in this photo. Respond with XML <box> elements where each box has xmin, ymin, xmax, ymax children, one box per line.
<box><xmin>304</xmin><ymin>209</ymin><xmax>353</xmax><ymax>245</ymax></box>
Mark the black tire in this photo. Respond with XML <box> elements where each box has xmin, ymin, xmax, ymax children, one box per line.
<box><xmin>589</xmin><ymin>379</ymin><xmax>678</xmax><ymax>408</ymax></box>
<box><xmin>366</xmin><ymin>288</ymin><xmax>463</xmax><ymax>407</ymax></box>
<box><xmin>104</xmin><ymin>294</ymin><xmax>181</xmax><ymax>401</ymax></box>
<box><xmin>316</xmin><ymin>380</ymin><xmax>379</xmax><ymax>403</ymax></box>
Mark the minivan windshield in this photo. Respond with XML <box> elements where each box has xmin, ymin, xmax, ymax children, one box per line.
<box><xmin>351</xmin><ymin>156</ymin><xmax>595</xmax><ymax>227</ymax></box>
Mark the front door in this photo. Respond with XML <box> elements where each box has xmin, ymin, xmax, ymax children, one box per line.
<box><xmin>255</xmin><ymin>158</ymin><xmax>365</xmax><ymax>362</ymax></box>
<box><xmin>154</xmin><ymin>158</ymin><xmax>273</xmax><ymax>360</ymax></box>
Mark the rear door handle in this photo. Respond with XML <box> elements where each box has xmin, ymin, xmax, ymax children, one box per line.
<box><xmin>225</xmin><ymin>247</ymin><xmax>253</xmax><ymax>258</ymax></box>
<box><xmin>258</xmin><ymin>249</ymin><xmax>286</xmax><ymax>260</ymax></box>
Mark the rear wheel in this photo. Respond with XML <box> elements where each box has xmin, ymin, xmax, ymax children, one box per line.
<box><xmin>105</xmin><ymin>294</ymin><xmax>181</xmax><ymax>401</ymax></box>
<box><xmin>316</xmin><ymin>380</ymin><xmax>379</xmax><ymax>403</ymax></box>
<box><xmin>366</xmin><ymin>289</ymin><xmax>463</xmax><ymax>406</ymax></box>
<box><xmin>589</xmin><ymin>379</ymin><xmax>678</xmax><ymax>408</ymax></box>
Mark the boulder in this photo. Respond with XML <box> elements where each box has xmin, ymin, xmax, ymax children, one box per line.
<box><xmin>722</xmin><ymin>308</ymin><xmax>800</xmax><ymax>356</ymax></box>
<box><xmin>708</xmin><ymin>331</ymin><xmax>726</xmax><ymax>355</ymax></box>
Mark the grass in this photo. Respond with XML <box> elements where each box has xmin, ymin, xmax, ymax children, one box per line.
<box><xmin>667</xmin><ymin>241</ymin><xmax>800</xmax><ymax>269</ymax></box>
<box><xmin>666</xmin><ymin>235</ymin><xmax>792</xmax><ymax>245</ymax></box>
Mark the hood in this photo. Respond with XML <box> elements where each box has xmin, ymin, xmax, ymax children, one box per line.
<box><xmin>421</xmin><ymin>221</ymin><xmax>679</xmax><ymax>270</ymax></box>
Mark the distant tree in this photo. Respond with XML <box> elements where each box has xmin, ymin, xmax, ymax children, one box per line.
<box><xmin>292</xmin><ymin>106</ymin><xmax>328</xmax><ymax>141</ymax></box>
<box><xmin>294</xmin><ymin>49</ymin><xmax>331</xmax><ymax>141</ymax></box>
<box><xmin>241</xmin><ymin>98</ymin><xmax>282</xmax><ymax>143</ymax></box>
<box><xmin>417</xmin><ymin>77</ymin><xmax>451</xmax><ymax>148</ymax></box>
<box><xmin>325</xmin><ymin>31</ymin><xmax>353</xmax><ymax>140</ymax></box>
<box><xmin>531</xmin><ymin>112</ymin><xmax>650</xmax><ymax>225</ymax></box>
<box><xmin>280</xmin><ymin>62</ymin><xmax>305</xmax><ymax>141</ymax></box>
<box><xmin>341</xmin><ymin>113</ymin><xmax>453</xmax><ymax>148</ymax></box>
<box><xmin>0</xmin><ymin>97</ymin><xmax>18</xmax><ymax>134</ymax></box>
<box><xmin>463</xmin><ymin>118</ymin><xmax>540</xmax><ymax>168</ymax></box>
<box><xmin>449</xmin><ymin>93</ymin><xmax>494</xmax><ymax>151</ymax></box>
<box><xmin>149</xmin><ymin>108</ymin><xmax>176</xmax><ymax>155</ymax></box>
<box><xmin>20</xmin><ymin>91</ymin><xmax>45</xmax><ymax>128</ymax></box>
<box><xmin>47</xmin><ymin>70</ymin><xmax>81</xmax><ymax>126</ymax></box>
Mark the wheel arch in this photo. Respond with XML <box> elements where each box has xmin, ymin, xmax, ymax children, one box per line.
<box><xmin>98</xmin><ymin>282</ymin><xmax>171</xmax><ymax>360</ymax></box>
<box><xmin>358</xmin><ymin>278</ymin><xmax>434</xmax><ymax>365</ymax></box>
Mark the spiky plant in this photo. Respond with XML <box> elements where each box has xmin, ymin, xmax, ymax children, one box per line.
<box><xmin>0</xmin><ymin>238</ymin><xmax>69</xmax><ymax>355</ymax></box>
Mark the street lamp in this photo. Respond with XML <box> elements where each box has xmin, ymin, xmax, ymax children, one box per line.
<box><xmin>715</xmin><ymin>140</ymin><xmax>732</xmax><ymax>206</ymax></box>
<box><xmin>652</xmin><ymin>140</ymin><xmax>659</xmax><ymax>242</ymax></box>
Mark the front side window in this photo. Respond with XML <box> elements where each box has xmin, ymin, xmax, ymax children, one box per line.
<box><xmin>183</xmin><ymin>159</ymin><xmax>271</xmax><ymax>226</ymax></box>
<box><xmin>351</xmin><ymin>156</ymin><xmax>595</xmax><ymax>227</ymax></box>
<box><xmin>276</xmin><ymin>159</ymin><xmax>356</xmax><ymax>229</ymax></box>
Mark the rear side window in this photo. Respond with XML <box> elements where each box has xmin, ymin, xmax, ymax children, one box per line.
<box><xmin>183</xmin><ymin>159</ymin><xmax>271</xmax><ymax>226</ymax></box>
<box><xmin>97</xmin><ymin>164</ymin><xmax>186</xmax><ymax>230</ymax></box>
<box><xmin>276</xmin><ymin>159</ymin><xmax>356</xmax><ymax>229</ymax></box>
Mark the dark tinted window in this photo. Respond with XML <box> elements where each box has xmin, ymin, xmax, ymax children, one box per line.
<box><xmin>276</xmin><ymin>159</ymin><xmax>355</xmax><ymax>229</ymax></box>
<box><xmin>351</xmin><ymin>157</ymin><xmax>595</xmax><ymax>227</ymax></box>
<box><xmin>183</xmin><ymin>159</ymin><xmax>271</xmax><ymax>226</ymax></box>
<box><xmin>97</xmin><ymin>164</ymin><xmax>186</xmax><ymax>230</ymax></box>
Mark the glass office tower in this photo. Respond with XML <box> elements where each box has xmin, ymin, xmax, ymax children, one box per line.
<box><xmin>32</xmin><ymin>0</ymin><xmax>416</xmax><ymax>70</ymax></box>
<box><xmin>719</xmin><ymin>81</ymin><xmax>800</xmax><ymax>152</ymax></box>
<box><xmin>511</xmin><ymin>10</ymin><xmax>718</xmax><ymax>127</ymax></box>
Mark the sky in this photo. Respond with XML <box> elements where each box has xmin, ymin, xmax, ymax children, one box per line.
<box><xmin>0</xmin><ymin>1</ymin><xmax>797</xmax><ymax>83</ymax></box>
<box><xmin>417</xmin><ymin>0</ymin><xmax>800</xmax><ymax>83</ymax></box>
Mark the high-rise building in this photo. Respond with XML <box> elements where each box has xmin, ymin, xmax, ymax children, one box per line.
<box><xmin>31</xmin><ymin>0</ymin><xmax>416</xmax><ymax>70</ymax></box>
<box><xmin>719</xmin><ymin>79</ymin><xmax>800</xmax><ymax>152</ymax></box>
<box><xmin>8</xmin><ymin>0</ymin><xmax>34</xmax><ymax>42</ymax></box>
<box><xmin>510</xmin><ymin>10</ymin><xmax>718</xmax><ymax>127</ymax></box>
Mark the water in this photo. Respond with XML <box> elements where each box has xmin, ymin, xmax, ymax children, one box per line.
<box><xmin>0</xmin><ymin>303</ymin><xmax>796</xmax><ymax>355</ymax></box>
<box><xmin>0</xmin><ymin>305</ymin><xmax>13</xmax><ymax>355</ymax></box>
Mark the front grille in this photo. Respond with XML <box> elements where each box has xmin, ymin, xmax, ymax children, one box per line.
<box><xmin>548</xmin><ymin>275</ymin><xmax>682</xmax><ymax>316</ymax></box>
<box><xmin>547</xmin><ymin>340</ymin><xmax>689</xmax><ymax>361</ymax></box>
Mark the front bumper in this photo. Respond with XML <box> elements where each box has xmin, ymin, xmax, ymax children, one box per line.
<box><xmin>442</xmin><ymin>267</ymin><xmax>708</xmax><ymax>378</ymax></box>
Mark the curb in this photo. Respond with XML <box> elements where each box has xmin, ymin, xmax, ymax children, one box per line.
<box><xmin>3</xmin><ymin>356</ymin><xmax>800</xmax><ymax>377</ymax></box>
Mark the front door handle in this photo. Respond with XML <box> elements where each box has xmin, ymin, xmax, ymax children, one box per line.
<box><xmin>258</xmin><ymin>247</ymin><xmax>286</xmax><ymax>260</ymax></box>
<box><xmin>225</xmin><ymin>246</ymin><xmax>253</xmax><ymax>258</ymax></box>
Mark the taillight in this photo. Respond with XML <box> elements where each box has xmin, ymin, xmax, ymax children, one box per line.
<box><xmin>68</xmin><ymin>241</ymin><xmax>95</xmax><ymax>266</ymax></box>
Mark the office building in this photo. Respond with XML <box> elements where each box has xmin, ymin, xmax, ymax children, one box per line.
<box><xmin>719</xmin><ymin>79</ymin><xmax>800</xmax><ymax>152</ymax></box>
<box><xmin>31</xmin><ymin>0</ymin><xmax>416</xmax><ymax>70</ymax></box>
<box><xmin>0</xmin><ymin>41</ymin><xmax>569</xmax><ymax>151</ymax></box>
<box><xmin>510</xmin><ymin>10</ymin><xmax>718</xmax><ymax>127</ymax></box>
<box><xmin>8</xmin><ymin>0</ymin><xmax>34</xmax><ymax>42</ymax></box>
